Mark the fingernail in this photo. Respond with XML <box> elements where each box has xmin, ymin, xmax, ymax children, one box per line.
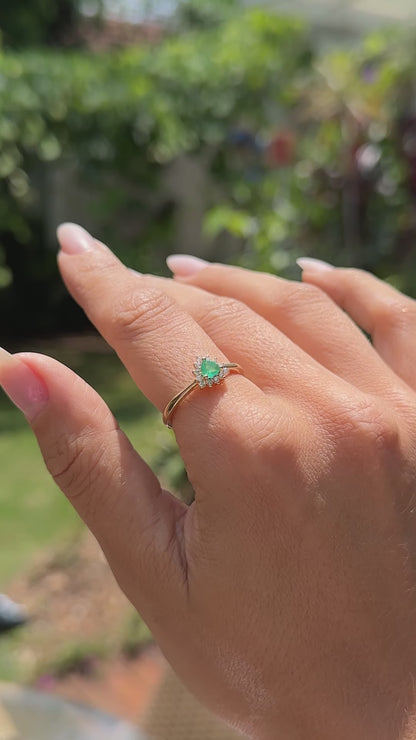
<box><xmin>296</xmin><ymin>258</ymin><xmax>335</xmax><ymax>273</ymax></box>
<box><xmin>57</xmin><ymin>223</ymin><xmax>96</xmax><ymax>255</ymax></box>
<box><xmin>0</xmin><ymin>348</ymin><xmax>49</xmax><ymax>421</ymax></box>
<box><xmin>166</xmin><ymin>254</ymin><xmax>209</xmax><ymax>277</ymax></box>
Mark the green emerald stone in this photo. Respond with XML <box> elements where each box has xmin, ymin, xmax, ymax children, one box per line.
<box><xmin>201</xmin><ymin>359</ymin><xmax>221</xmax><ymax>379</ymax></box>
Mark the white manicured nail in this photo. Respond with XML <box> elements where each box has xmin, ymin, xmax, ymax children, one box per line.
<box><xmin>0</xmin><ymin>348</ymin><xmax>49</xmax><ymax>420</ymax></box>
<box><xmin>297</xmin><ymin>258</ymin><xmax>335</xmax><ymax>273</ymax></box>
<box><xmin>57</xmin><ymin>223</ymin><xmax>96</xmax><ymax>255</ymax></box>
<box><xmin>166</xmin><ymin>254</ymin><xmax>209</xmax><ymax>277</ymax></box>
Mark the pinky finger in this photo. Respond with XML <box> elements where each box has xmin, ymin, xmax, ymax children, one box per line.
<box><xmin>297</xmin><ymin>259</ymin><xmax>416</xmax><ymax>392</ymax></box>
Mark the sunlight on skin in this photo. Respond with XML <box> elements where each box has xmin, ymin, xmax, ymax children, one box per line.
<box><xmin>1</xmin><ymin>223</ymin><xmax>416</xmax><ymax>738</ymax></box>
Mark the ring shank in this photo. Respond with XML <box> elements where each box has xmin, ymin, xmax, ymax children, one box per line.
<box><xmin>163</xmin><ymin>380</ymin><xmax>199</xmax><ymax>428</ymax></box>
<box><xmin>163</xmin><ymin>363</ymin><xmax>243</xmax><ymax>429</ymax></box>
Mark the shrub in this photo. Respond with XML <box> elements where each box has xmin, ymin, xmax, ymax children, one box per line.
<box><xmin>1</xmin><ymin>8</ymin><xmax>415</xmax><ymax>336</ymax></box>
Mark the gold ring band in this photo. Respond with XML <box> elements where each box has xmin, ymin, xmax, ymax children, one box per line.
<box><xmin>163</xmin><ymin>356</ymin><xmax>244</xmax><ymax>429</ymax></box>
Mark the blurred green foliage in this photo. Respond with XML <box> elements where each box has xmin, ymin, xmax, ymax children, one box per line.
<box><xmin>210</xmin><ymin>28</ymin><xmax>416</xmax><ymax>291</ymax></box>
<box><xmin>173</xmin><ymin>0</ymin><xmax>240</xmax><ymax>29</ymax></box>
<box><xmin>0</xmin><ymin>7</ymin><xmax>310</xmax><ymax>336</ymax></box>
<box><xmin>0</xmin><ymin>5</ymin><xmax>416</xmax><ymax>337</ymax></box>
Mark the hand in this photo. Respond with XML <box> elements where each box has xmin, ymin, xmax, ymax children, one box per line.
<box><xmin>1</xmin><ymin>226</ymin><xmax>416</xmax><ymax>740</ymax></box>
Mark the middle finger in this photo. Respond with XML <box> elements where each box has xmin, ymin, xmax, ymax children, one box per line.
<box><xmin>167</xmin><ymin>262</ymin><xmax>406</xmax><ymax>399</ymax></box>
<box><xmin>137</xmin><ymin>273</ymin><xmax>364</xmax><ymax>406</ymax></box>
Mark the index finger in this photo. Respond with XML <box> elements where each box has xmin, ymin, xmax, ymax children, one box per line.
<box><xmin>57</xmin><ymin>224</ymin><xmax>263</xmax><ymax>464</ymax></box>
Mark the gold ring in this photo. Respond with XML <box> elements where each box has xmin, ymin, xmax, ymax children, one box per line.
<box><xmin>163</xmin><ymin>356</ymin><xmax>244</xmax><ymax>429</ymax></box>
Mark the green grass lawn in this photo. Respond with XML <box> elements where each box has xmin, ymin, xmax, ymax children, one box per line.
<box><xmin>0</xmin><ymin>337</ymin><xmax>171</xmax><ymax>587</ymax></box>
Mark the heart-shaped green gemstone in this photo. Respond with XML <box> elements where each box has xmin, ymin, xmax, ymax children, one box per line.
<box><xmin>200</xmin><ymin>358</ymin><xmax>221</xmax><ymax>379</ymax></box>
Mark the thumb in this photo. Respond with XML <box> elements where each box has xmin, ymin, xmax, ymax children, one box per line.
<box><xmin>0</xmin><ymin>348</ymin><xmax>188</xmax><ymax>623</ymax></box>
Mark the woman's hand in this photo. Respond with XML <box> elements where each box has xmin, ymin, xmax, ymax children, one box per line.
<box><xmin>1</xmin><ymin>225</ymin><xmax>416</xmax><ymax>740</ymax></box>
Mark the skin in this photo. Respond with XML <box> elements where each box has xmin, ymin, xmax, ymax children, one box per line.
<box><xmin>1</xmin><ymin>225</ymin><xmax>416</xmax><ymax>739</ymax></box>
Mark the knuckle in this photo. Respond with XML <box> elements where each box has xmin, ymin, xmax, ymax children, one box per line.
<box><xmin>246</xmin><ymin>406</ymin><xmax>285</xmax><ymax>453</ymax></box>
<box><xmin>201</xmin><ymin>295</ymin><xmax>248</xmax><ymax>333</ymax></box>
<box><xmin>45</xmin><ymin>429</ymin><xmax>114</xmax><ymax>510</ymax></box>
<box><xmin>243</xmin><ymin>401</ymin><xmax>299</xmax><ymax>468</ymax></box>
<box><xmin>330</xmin><ymin>396</ymin><xmax>400</xmax><ymax>454</ymax></box>
<box><xmin>109</xmin><ymin>289</ymin><xmax>175</xmax><ymax>343</ymax></box>
<box><xmin>274</xmin><ymin>281</ymin><xmax>325</xmax><ymax>319</ymax></box>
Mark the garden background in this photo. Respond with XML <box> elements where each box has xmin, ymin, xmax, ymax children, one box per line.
<box><xmin>1</xmin><ymin>0</ymin><xmax>416</xmax><ymax>695</ymax></box>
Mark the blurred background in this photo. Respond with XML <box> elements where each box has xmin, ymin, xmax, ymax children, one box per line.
<box><xmin>1</xmin><ymin>0</ymin><xmax>416</xmax><ymax>737</ymax></box>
